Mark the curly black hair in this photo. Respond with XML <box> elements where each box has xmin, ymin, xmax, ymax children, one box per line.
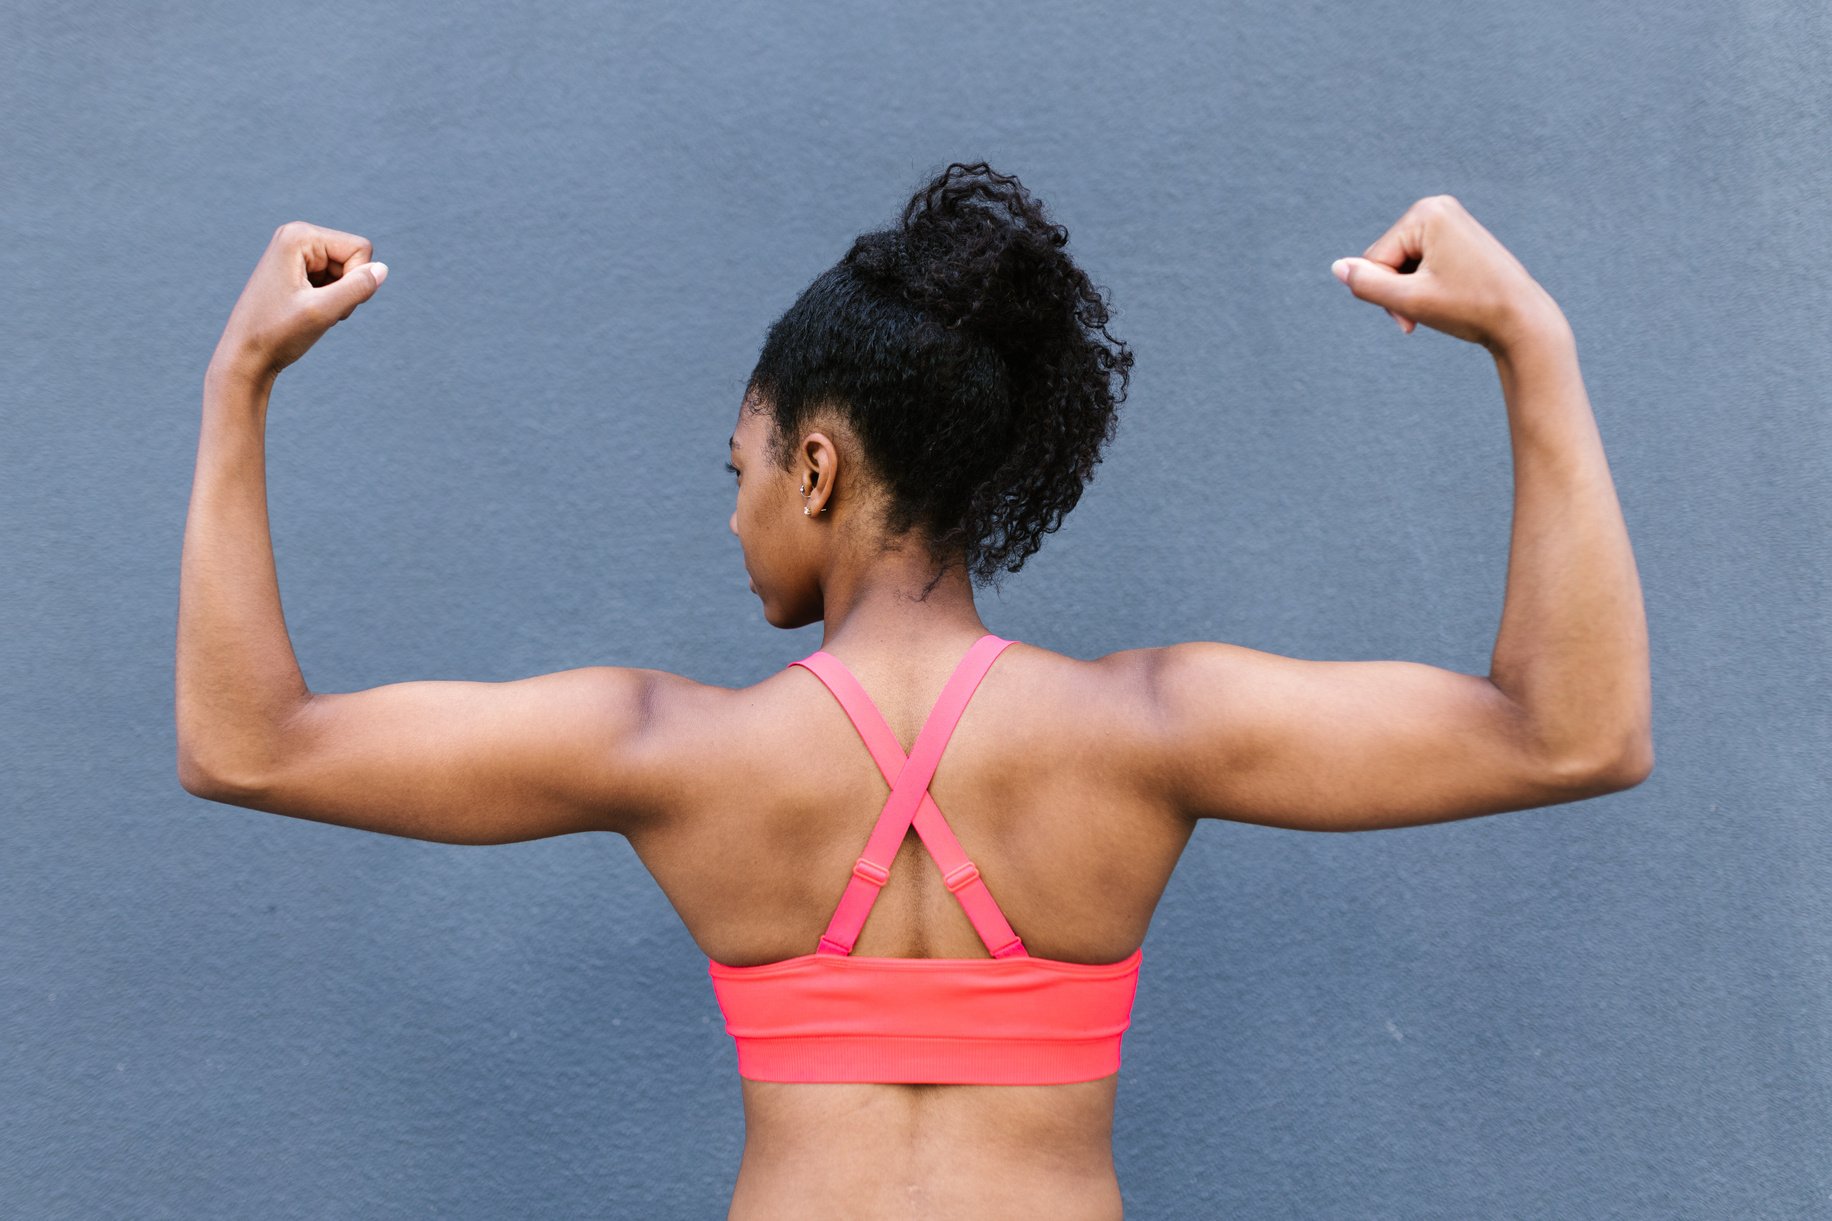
<box><xmin>744</xmin><ymin>161</ymin><xmax>1134</xmax><ymax>595</ymax></box>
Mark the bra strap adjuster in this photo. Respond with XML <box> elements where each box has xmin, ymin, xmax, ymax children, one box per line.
<box><xmin>942</xmin><ymin>860</ymin><xmax>982</xmax><ymax>893</ymax></box>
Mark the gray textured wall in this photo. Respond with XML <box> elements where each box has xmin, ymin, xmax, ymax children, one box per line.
<box><xmin>4</xmin><ymin>1</ymin><xmax>1827</xmax><ymax>1217</ymax></box>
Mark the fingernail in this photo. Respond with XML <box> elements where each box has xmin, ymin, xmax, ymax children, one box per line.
<box><xmin>1330</xmin><ymin>258</ymin><xmax>1352</xmax><ymax>285</ymax></box>
<box><xmin>369</xmin><ymin>261</ymin><xmax>388</xmax><ymax>287</ymax></box>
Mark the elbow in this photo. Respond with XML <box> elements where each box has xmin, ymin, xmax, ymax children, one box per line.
<box><xmin>1603</xmin><ymin>734</ymin><xmax>1656</xmax><ymax>789</ymax></box>
<box><xmin>178</xmin><ymin>751</ymin><xmax>221</xmax><ymax>799</ymax></box>
<box><xmin>177</xmin><ymin>708</ymin><xmax>303</xmax><ymax>802</ymax></box>
<box><xmin>177</xmin><ymin>748</ymin><xmax>233</xmax><ymax>800</ymax></box>
<box><xmin>1552</xmin><ymin>732</ymin><xmax>1654</xmax><ymax>794</ymax></box>
<box><xmin>176</xmin><ymin>730</ymin><xmax>214</xmax><ymax>796</ymax></box>
<box><xmin>176</xmin><ymin>745</ymin><xmax>266</xmax><ymax>802</ymax></box>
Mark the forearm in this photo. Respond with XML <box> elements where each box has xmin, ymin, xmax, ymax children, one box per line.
<box><xmin>175</xmin><ymin>363</ymin><xmax>310</xmax><ymax>789</ymax></box>
<box><xmin>1485</xmin><ymin>307</ymin><xmax>1652</xmax><ymax>777</ymax></box>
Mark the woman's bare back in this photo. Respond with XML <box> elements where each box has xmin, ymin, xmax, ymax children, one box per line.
<box><xmin>624</xmin><ymin>638</ymin><xmax>1194</xmax><ymax>1218</ymax></box>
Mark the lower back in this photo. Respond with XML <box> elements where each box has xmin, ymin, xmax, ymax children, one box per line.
<box><xmin>728</xmin><ymin>1076</ymin><xmax>1124</xmax><ymax>1220</ymax></box>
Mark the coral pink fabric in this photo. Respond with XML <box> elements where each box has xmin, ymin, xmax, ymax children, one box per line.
<box><xmin>706</xmin><ymin>634</ymin><xmax>1143</xmax><ymax>1085</ymax></box>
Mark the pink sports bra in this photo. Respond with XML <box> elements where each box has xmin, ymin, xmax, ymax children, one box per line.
<box><xmin>706</xmin><ymin>633</ymin><xmax>1143</xmax><ymax>1085</ymax></box>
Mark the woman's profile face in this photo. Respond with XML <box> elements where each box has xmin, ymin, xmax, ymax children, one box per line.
<box><xmin>728</xmin><ymin>400</ymin><xmax>815</xmax><ymax>628</ymax></box>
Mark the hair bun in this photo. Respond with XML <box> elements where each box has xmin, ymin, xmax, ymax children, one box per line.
<box><xmin>860</xmin><ymin>162</ymin><xmax>1078</xmax><ymax>359</ymax></box>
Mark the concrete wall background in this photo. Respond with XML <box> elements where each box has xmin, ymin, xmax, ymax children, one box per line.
<box><xmin>4</xmin><ymin>1</ymin><xmax>1826</xmax><ymax>1216</ymax></box>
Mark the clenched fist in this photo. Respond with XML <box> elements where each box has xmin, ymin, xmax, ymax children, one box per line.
<box><xmin>1331</xmin><ymin>195</ymin><xmax>1564</xmax><ymax>353</ymax></box>
<box><xmin>212</xmin><ymin>221</ymin><xmax>388</xmax><ymax>383</ymax></box>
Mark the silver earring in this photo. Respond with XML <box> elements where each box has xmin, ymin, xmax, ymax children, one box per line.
<box><xmin>803</xmin><ymin>506</ymin><xmax>810</xmax><ymax>515</ymax></box>
<box><xmin>799</xmin><ymin>483</ymin><xmax>807</xmax><ymax>494</ymax></box>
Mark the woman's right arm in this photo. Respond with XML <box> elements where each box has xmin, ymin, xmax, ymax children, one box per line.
<box><xmin>1135</xmin><ymin>196</ymin><xmax>1652</xmax><ymax>833</ymax></box>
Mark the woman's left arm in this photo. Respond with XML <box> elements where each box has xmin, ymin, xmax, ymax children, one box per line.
<box><xmin>176</xmin><ymin>223</ymin><xmax>686</xmax><ymax>844</ymax></box>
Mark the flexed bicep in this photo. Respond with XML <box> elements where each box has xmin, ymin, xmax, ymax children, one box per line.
<box><xmin>182</xmin><ymin>665</ymin><xmax>694</xmax><ymax>845</ymax></box>
<box><xmin>1140</xmin><ymin>640</ymin><xmax>1645</xmax><ymax>833</ymax></box>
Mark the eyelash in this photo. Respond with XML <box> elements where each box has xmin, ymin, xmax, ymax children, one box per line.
<box><xmin>723</xmin><ymin>461</ymin><xmax>739</xmax><ymax>479</ymax></box>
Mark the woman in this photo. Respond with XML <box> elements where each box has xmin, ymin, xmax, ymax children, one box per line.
<box><xmin>176</xmin><ymin>163</ymin><xmax>1652</xmax><ymax>1219</ymax></box>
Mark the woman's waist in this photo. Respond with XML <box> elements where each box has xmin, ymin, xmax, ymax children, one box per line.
<box><xmin>734</xmin><ymin>1076</ymin><xmax>1121</xmax><ymax>1212</ymax></box>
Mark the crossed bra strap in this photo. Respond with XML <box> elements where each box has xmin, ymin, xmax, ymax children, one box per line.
<box><xmin>788</xmin><ymin>634</ymin><xmax>1028</xmax><ymax>960</ymax></box>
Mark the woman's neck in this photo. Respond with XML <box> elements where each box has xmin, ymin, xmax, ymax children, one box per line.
<box><xmin>813</xmin><ymin>550</ymin><xmax>990</xmax><ymax>655</ymax></box>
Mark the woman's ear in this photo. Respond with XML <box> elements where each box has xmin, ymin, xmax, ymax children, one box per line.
<box><xmin>799</xmin><ymin>431</ymin><xmax>840</xmax><ymax>515</ymax></box>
